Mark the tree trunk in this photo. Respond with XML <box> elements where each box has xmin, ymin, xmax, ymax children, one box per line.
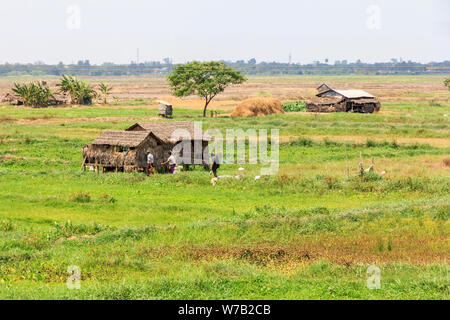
<box><xmin>203</xmin><ymin>98</ymin><xmax>210</xmax><ymax>117</ymax></box>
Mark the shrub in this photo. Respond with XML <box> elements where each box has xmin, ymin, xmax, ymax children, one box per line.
<box><xmin>290</xmin><ymin>137</ymin><xmax>314</xmax><ymax>147</ymax></box>
<box><xmin>12</xmin><ymin>82</ymin><xmax>53</xmax><ymax>107</ymax></box>
<box><xmin>58</xmin><ymin>75</ymin><xmax>98</xmax><ymax>105</ymax></box>
<box><xmin>99</xmin><ymin>194</ymin><xmax>116</xmax><ymax>203</ymax></box>
<box><xmin>68</xmin><ymin>191</ymin><xmax>91</xmax><ymax>203</ymax></box>
<box><xmin>323</xmin><ymin>138</ymin><xmax>342</xmax><ymax>147</ymax></box>
<box><xmin>443</xmin><ymin>158</ymin><xmax>450</xmax><ymax>167</ymax></box>
<box><xmin>360</xmin><ymin>172</ymin><xmax>383</xmax><ymax>182</ymax></box>
<box><xmin>282</xmin><ymin>101</ymin><xmax>306</xmax><ymax>112</ymax></box>
<box><xmin>324</xmin><ymin>176</ymin><xmax>340</xmax><ymax>189</ymax></box>
<box><xmin>432</xmin><ymin>205</ymin><xmax>449</xmax><ymax>221</ymax></box>
<box><xmin>53</xmin><ymin>220</ymin><xmax>110</xmax><ymax>236</ymax></box>
<box><xmin>1</xmin><ymin>219</ymin><xmax>14</xmax><ymax>232</ymax></box>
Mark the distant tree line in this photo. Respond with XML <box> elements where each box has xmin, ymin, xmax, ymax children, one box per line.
<box><xmin>0</xmin><ymin>59</ymin><xmax>449</xmax><ymax>77</ymax></box>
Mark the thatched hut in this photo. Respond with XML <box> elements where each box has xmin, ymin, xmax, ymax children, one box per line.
<box><xmin>82</xmin><ymin>130</ymin><xmax>163</xmax><ymax>172</ymax></box>
<box><xmin>307</xmin><ymin>85</ymin><xmax>381</xmax><ymax>113</ymax></box>
<box><xmin>126</xmin><ymin>121</ymin><xmax>210</xmax><ymax>168</ymax></box>
<box><xmin>82</xmin><ymin>121</ymin><xmax>211</xmax><ymax>173</ymax></box>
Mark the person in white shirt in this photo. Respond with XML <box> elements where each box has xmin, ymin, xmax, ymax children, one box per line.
<box><xmin>161</xmin><ymin>151</ymin><xmax>176</xmax><ymax>174</ymax></box>
<box><xmin>146</xmin><ymin>149</ymin><xmax>154</xmax><ymax>176</ymax></box>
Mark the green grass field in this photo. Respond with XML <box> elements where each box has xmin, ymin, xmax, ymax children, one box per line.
<box><xmin>0</xmin><ymin>79</ymin><xmax>449</xmax><ymax>299</ymax></box>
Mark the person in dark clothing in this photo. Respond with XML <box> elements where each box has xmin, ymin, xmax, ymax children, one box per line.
<box><xmin>210</xmin><ymin>152</ymin><xmax>220</xmax><ymax>178</ymax></box>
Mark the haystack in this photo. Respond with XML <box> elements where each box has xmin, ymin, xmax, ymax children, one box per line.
<box><xmin>231</xmin><ymin>98</ymin><xmax>284</xmax><ymax>117</ymax></box>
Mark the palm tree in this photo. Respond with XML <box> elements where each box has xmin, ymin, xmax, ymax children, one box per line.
<box><xmin>57</xmin><ymin>75</ymin><xmax>98</xmax><ymax>105</ymax></box>
<box><xmin>98</xmin><ymin>83</ymin><xmax>113</xmax><ymax>104</ymax></box>
<box><xmin>12</xmin><ymin>82</ymin><xmax>53</xmax><ymax>108</ymax></box>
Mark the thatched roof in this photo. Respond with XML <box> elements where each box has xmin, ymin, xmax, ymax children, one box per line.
<box><xmin>126</xmin><ymin>121</ymin><xmax>210</xmax><ymax>142</ymax></box>
<box><xmin>92</xmin><ymin>130</ymin><xmax>157</xmax><ymax>147</ymax></box>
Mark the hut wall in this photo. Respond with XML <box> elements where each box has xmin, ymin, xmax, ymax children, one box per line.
<box><xmin>306</xmin><ymin>100</ymin><xmax>346</xmax><ymax>113</ymax></box>
<box><xmin>346</xmin><ymin>98</ymin><xmax>380</xmax><ymax>113</ymax></box>
<box><xmin>82</xmin><ymin>135</ymin><xmax>162</xmax><ymax>171</ymax></box>
<box><xmin>171</xmin><ymin>140</ymin><xmax>210</xmax><ymax>166</ymax></box>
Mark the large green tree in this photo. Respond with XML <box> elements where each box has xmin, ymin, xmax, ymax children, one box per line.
<box><xmin>444</xmin><ymin>78</ymin><xmax>450</xmax><ymax>90</ymax></box>
<box><xmin>167</xmin><ymin>61</ymin><xmax>246</xmax><ymax>117</ymax></box>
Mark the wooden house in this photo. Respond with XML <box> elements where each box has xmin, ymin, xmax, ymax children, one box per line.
<box><xmin>307</xmin><ymin>85</ymin><xmax>381</xmax><ymax>113</ymax></box>
<box><xmin>82</xmin><ymin>121</ymin><xmax>211</xmax><ymax>173</ymax></box>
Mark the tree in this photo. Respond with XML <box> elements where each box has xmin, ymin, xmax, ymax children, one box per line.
<box><xmin>98</xmin><ymin>83</ymin><xmax>113</xmax><ymax>104</ymax></box>
<box><xmin>444</xmin><ymin>78</ymin><xmax>450</xmax><ymax>90</ymax></box>
<box><xmin>57</xmin><ymin>75</ymin><xmax>97</xmax><ymax>105</ymax></box>
<box><xmin>12</xmin><ymin>82</ymin><xmax>53</xmax><ymax>108</ymax></box>
<box><xmin>167</xmin><ymin>61</ymin><xmax>246</xmax><ymax>117</ymax></box>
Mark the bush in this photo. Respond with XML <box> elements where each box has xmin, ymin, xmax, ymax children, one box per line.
<box><xmin>68</xmin><ymin>191</ymin><xmax>91</xmax><ymax>203</ymax></box>
<box><xmin>57</xmin><ymin>75</ymin><xmax>98</xmax><ymax>105</ymax></box>
<box><xmin>53</xmin><ymin>220</ymin><xmax>110</xmax><ymax>236</ymax></box>
<box><xmin>289</xmin><ymin>137</ymin><xmax>314</xmax><ymax>147</ymax></box>
<box><xmin>12</xmin><ymin>82</ymin><xmax>53</xmax><ymax>107</ymax></box>
<box><xmin>282</xmin><ymin>101</ymin><xmax>306</xmax><ymax>112</ymax></box>
<box><xmin>99</xmin><ymin>194</ymin><xmax>116</xmax><ymax>203</ymax></box>
<box><xmin>1</xmin><ymin>219</ymin><xmax>14</xmax><ymax>232</ymax></box>
<box><xmin>432</xmin><ymin>205</ymin><xmax>449</xmax><ymax>221</ymax></box>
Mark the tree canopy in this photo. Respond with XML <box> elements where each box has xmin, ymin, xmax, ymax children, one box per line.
<box><xmin>167</xmin><ymin>61</ymin><xmax>246</xmax><ymax>117</ymax></box>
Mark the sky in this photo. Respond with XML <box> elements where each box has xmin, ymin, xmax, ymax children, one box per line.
<box><xmin>0</xmin><ymin>0</ymin><xmax>449</xmax><ymax>64</ymax></box>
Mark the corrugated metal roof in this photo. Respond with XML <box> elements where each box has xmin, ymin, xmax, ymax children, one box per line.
<box><xmin>330</xmin><ymin>89</ymin><xmax>375</xmax><ymax>99</ymax></box>
<box><xmin>157</xmin><ymin>100</ymin><xmax>172</xmax><ymax>106</ymax></box>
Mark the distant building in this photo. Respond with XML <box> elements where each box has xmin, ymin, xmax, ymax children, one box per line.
<box><xmin>306</xmin><ymin>85</ymin><xmax>381</xmax><ymax>113</ymax></box>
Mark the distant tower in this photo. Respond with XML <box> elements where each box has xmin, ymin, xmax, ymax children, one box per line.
<box><xmin>289</xmin><ymin>53</ymin><xmax>292</xmax><ymax>64</ymax></box>
<box><xmin>136</xmin><ymin>48</ymin><xmax>140</xmax><ymax>64</ymax></box>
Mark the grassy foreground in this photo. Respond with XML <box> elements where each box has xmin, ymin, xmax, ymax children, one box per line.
<box><xmin>0</xmin><ymin>96</ymin><xmax>449</xmax><ymax>299</ymax></box>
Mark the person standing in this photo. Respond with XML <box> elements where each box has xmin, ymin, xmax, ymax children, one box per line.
<box><xmin>161</xmin><ymin>151</ymin><xmax>176</xmax><ymax>174</ymax></box>
<box><xmin>210</xmin><ymin>152</ymin><xmax>220</xmax><ymax>178</ymax></box>
<box><xmin>146</xmin><ymin>149</ymin><xmax>154</xmax><ymax>176</ymax></box>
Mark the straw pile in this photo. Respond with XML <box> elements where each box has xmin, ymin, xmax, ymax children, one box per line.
<box><xmin>231</xmin><ymin>98</ymin><xmax>284</xmax><ymax>117</ymax></box>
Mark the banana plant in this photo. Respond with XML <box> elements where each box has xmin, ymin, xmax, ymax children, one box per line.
<box><xmin>98</xmin><ymin>83</ymin><xmax>113</xmax><ymax>104</ymax></box>
<box><xmin>12</xmin><ymin>82</ymin><xmax>53</xmax><ymax>108</ymax></box>
<box><xmin>57</xmin><ymin>75</ymin><xmax>98</xmax><ymax>105</ymax></box>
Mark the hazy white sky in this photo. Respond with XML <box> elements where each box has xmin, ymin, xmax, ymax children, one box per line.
<box><xmin>0</xmin><ymin>0</ymin><xmax>449</xmax><ymax>64</ymax></box>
